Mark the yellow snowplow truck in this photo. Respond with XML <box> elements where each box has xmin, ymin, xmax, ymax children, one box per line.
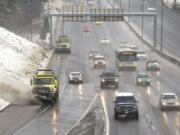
<box><xmin>31</xmin><ymin>69</ymin><xmax>59</xmax><ymax>104</ymax></box>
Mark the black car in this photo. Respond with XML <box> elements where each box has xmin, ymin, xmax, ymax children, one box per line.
<box><xmin>114</xmin><ymin>92</ymin><xmax>139</xmax><ymax>119</ymax></box>
<box><xmin>100</xmin><ymin>69</ymin><xmax>119</xmax><ymax>89</ymax></box>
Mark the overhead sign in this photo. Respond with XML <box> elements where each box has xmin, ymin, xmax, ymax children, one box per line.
<box><xmin>90</xmin><ymin>9</ymin><xmax>124</xmax><ymax>21</ymax></box>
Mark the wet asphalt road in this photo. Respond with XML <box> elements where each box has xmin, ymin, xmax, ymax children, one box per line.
<box><xmin>11</xmin><ymin>0</ymin><xmax>180</xmax><ymax>135</ymax></box>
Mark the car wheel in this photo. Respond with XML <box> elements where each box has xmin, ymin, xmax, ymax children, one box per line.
<box><xmin>114</xmin><ymin>112</ymin><xmax>118</xmax><ymax>119</ymax></box>
<box><xmin>135</xmin><ymin>113</ymin><xmax>139</xmax><ymax>120</ymax></box>
<box><xmin>160</xmin><ymin>107</ymin><xmax>164</xmax><ymax>111</ymax></box>
<box><xmin>136</xmin><ymin>82</ymin><xmax>139</xmax><ymax>85</ymax></box>
<box><xmin>115</xmin><ymin>83</ymin><xmax>119</xmax><ymax>89</ymax></box>
<box><xmin>101</xmin><ymin>83</ymin><xmax>104</xmax><ymax>89</ymax></box>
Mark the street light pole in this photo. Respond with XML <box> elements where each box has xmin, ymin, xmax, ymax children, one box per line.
<box><xmin>141</xmin><ymin>0</ymin><xmax>144</xmax><ymax>37</ymax></box>
<box><xmin>128</xmin><ymin>0</ymin><xmax>131</xmax><ymax>23</ymax></box>
<box><xmin>160</xmin><ymin>0</ymin><xmax>164</xmax><ymax>52</ymax></box>
<box><xmin>119</xmin><ymin>0</ymin><xmax>122</xmax><ymax>8</ymax></box>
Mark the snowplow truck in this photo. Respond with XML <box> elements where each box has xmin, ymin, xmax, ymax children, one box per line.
<box><xmin>31</xmin><ymin>69</ymin><xmax>59</xmax><ymax>104</ymax></box>
<box><xmin>55</xmin><ymin>36</ymin><xmax>71</xmax><ymax>53</ymax></box>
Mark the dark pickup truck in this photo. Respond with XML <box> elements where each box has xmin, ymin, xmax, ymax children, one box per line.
<box><xmin>114</xmin><ymin>92</ymin><xmax>139</xmax><ymax>119</ymax></box>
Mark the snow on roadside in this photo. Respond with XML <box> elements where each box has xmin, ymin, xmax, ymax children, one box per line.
<box><xmin>164</xmin><ymin>0</ymin><xmax>175</xmax><ymax>9</ymax></box>
<box><xmin>0</xmin><ymin>27</ymin><xmax>52</xmax><ymax>103</ymax></box>
<box><xmin>0</xmin><ymin>98</ymin><xmax>10</xmax><ymax>111</ymax></box>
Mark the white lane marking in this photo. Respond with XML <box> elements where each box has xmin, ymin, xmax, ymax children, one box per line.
<box><xmin>99</xmin><ymin>94</ymin><xmax>110</xmax><ymax>135</ymax></box>
<box><xmin>59</xmin><ymin>83</ymin><xmax>66</xmax><ymax>97</ymax></box>
<box><xmin>65</xmin><ymin>94</ymin><xmax>98</xmax><ymax>135</ymax></box>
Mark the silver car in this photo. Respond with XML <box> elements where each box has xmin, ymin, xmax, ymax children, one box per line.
<box><xmin>146</xmin><ymin>60</ymin><xmax>160</xmax><ymax>71</ymax></box>
<box><xmin>159</xmin><ymin>93</ymin><xmax>180</xmax><ymax>110</ymax></box>
<box><xmin>68</xmin><ymin>72</ymin><xmax>83</xmax><ymax>83</ymax></box>
<box><xmin>94</xmin><ymin>55</ymin><xmax>106</xmax><ymax>68</ymax></box>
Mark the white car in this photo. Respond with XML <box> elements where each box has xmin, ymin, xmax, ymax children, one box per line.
<box><xmin>93</xmin><ymin>55</ymin><xmax>106</xmax><ymax>68</ymax></box>
<box><xmin>159</xmin><ymin>93</ymin><xmax>180</xmax><ymax>110</ymax></box>
<box><xmin>95</xmin><ymin>21</ymin><xmax>103</xmax><ymax>25</ymax></box>
<box><xmin>100</xmin><ymin>38</ymin><xmax>110</xmax><ymax>44</ymax></box>
<box><xmin>136</xmin><ymin>50</ymin><xmax>147</xmax><ymax>60</ymax></box>
<box><xmin>129</xmin><ymin>45</ymin><xmax>138</xmax><ymax>51</ymax></box>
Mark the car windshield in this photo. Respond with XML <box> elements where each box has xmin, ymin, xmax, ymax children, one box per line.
<box><xmin>71</xmin><ymin>73</ymin><xmax>81</xmax><ymax>76</ymax></box>
<box><xmin>137</xmin><ymin>51</ymin><xmax>146</xmax><ymax>54</ymax></box>
<box><xmin>103</xmin><ymin>71</ymin><xmax>116</xmax><ymax>77</ymax></box>
<box><xmin>116</xmin><ymin>96</ymin><xmax>136</xmax><ymax>103</ymax></box>
<box><xmin>118</xmin><ymin>55</ymin><xmax>137</xmax><ymax>62</ymax></box>
<box><xmin>59</xmin><ymin>38</ymin><xmax>69</xmax><ymax>43</ymax></box>
<box><xmin>148</xmin><ymin>61</ymin><xmax>159</xmax><ymax>64</ymax></box>
<box><xmin>138</xmin><ymin>74</ymin><xmax>148</xmax><ymax>78</ymax></box>
<box><xmin>90</xmin><ymin>51</ymin><xmax>99</xmax><ymax>55</ymax></box>
<box><xmin>35</xmin><ymin>78</ymin><xmax>53</xmax><ymax>85</ymax></box>
<box><xmin>95</xmin><ymin>57</ymin><xmax>104</xmax><ymax>60</ymax></box>
<box><xmin>162</xmin><ymin>95</ymin><xmax>176</xmax><ymax>100</ymax></box>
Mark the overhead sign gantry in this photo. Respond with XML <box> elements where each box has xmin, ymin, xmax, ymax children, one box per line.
<box><xmin>49</xmin><ymin>4</ymin><xmax>157</xmax><ymax>48</ymax></box>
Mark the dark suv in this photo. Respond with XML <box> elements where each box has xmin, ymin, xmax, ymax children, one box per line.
<box><xmin>114</xmin><ymin>92</ymin><xmax>139</xmax><ymax>119</ymax></box>
<box><xmin>100</xmin><ymin>69</ymin><xmax>119</xmax><ymax>89</ymax></box>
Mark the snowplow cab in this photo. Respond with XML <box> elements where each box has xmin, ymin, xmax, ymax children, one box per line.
<box><xmin>55</xmin><ymin>36</ymin><xmax>71</xmax><ymax>53</ymax></box>
<box><xmin>31</xmin><ymin>69</ymin><xmax>59</xmax><ymax>104</ymax></box>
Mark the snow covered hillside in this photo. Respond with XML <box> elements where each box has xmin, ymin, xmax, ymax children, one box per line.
<box><xmin>0</xmin><ymin>27</ymin><xmax>52</xmax><ymax>103</ymax></box>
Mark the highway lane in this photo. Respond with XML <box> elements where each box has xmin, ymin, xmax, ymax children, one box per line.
<box><xmin>13</xmin><ymin>21</ymin><xmax>100</xmax><ymax>134</ymax></box>
<box><xmin>86</xmin><ymin>1</ymin><xmax>180</xmax><ymax>135</ymax></box>
<box><xmin>113</xmin><ymin>0</ymin><xmax>180</xmax><ymax>59</ymax></box>
<box><xmin>92</xmin><ymin>16</ymin><xmax>180</xmax><ymax>135</ymax></box>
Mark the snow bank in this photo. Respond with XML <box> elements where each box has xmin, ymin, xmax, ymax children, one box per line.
<box><xmin>0</xmin><ymin>27</ymin><xmax>52</xmax><ymax>103</ymax></box>
<box><xmin>0</xmin><ymin>98</ymin><xmax>10</xmax><ymax>111</ymax></box>
<box><xmin>164</xmin><ymin>0</ymin><xmax>180</xmax><ymax>9</ymax></box>
<box><xmin>164</xmin><ymin>0</ymin><xmax>175</xmax><ymax>9</ymax></box>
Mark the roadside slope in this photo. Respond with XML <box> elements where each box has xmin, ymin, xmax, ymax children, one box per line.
<box><xmin>0</xmin><ymin>27</ymin><xmax>52</xmax><ymax>103</ymax></box>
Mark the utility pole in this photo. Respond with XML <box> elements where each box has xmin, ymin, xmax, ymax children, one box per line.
<box><xmin>160</xmin><ymin>0</ymin><xmax>164</xmax><ymax>52</ymax></box>
<box><xmin>128</xmin><ymin>0</ymin><xmax>131</xmax><ymax>23</ymax></box>
<box><xmin>119</xmin><ymin>0</ymin><xmax>122</xmax><ymax>8</ymax></box>
<box><xmin>30</xmin><ymin>0</ymin><xmax>33</xmax><ymax>41</ymax></box>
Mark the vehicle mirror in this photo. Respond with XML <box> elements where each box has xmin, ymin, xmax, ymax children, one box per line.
<box><xmin>100</xmin><ymin>75</ymin><xmax>102</xmax><ymax>77</ymax></box>
<box><xmin>117</xmin><ymin>75</ymin><xmax>120</xmax><ymax>77</ymax></box>
<box><xmin>112</xmin><ymin>100</ymin><xmax>115</xmax><ymax>102</ymax></box>
<box><xmin>30</xmin><ymin>80</ymin><xmax>33</xmax><ymax>85</ymax></box>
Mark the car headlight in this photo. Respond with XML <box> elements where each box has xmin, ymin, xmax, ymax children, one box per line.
<box><xmin>147</xmin><ymin>79</ymin><xmax>150</xmax><ymax>82</ymax></box>
<box><xmin>102</xmin><ymin>79</ymin><xmax>105</xmax><ymax>82</ymax></box>
<box><xmin>175</xmin><ymin>102</ymin><xmax>179</xmax><ymax>106</ymax></box>
<box><xmin>138</xmin><ymin>79</ymin><xmax>142</xmax><ymax>82</ymax></box>
<box><xmin>103</xmin><ymin>61</ymin><xmax>106</xmax><ymax>64</ymax></box>
<box><xmin>115</xmin><ymin>79</ymin><xmax>118</xmax><ymax>82</ymax></box>
<box><xmin>162</xmin><ymin>102</ymin><xmax>166</xmax><ymax>106</ymax></box>
<box><xmin>95</xmin><ymin>61</ymin><xmax>98</xmax><ymax>64</ymax></box>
